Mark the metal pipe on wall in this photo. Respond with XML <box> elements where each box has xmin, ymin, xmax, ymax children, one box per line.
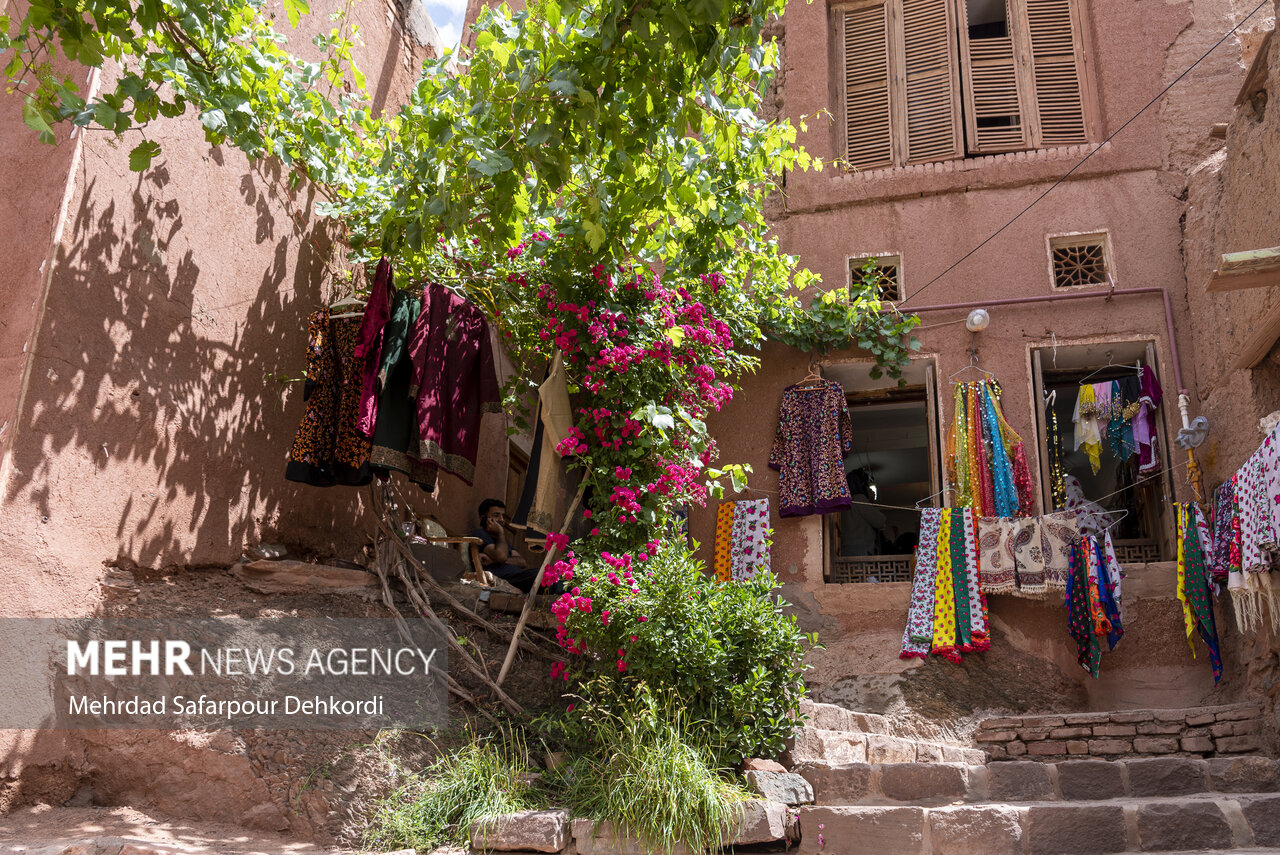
<box><xmin>898</xmin><ymin>286</ymin><xmax>1187</xmax><ymax>394</ymax></box>
<box><xmin>897</xmin><ymin>284</ymin><xmax>1203</xmax><ymax>498</ymax></box>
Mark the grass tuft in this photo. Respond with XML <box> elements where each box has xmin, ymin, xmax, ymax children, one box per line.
<box><xmin>361</xmin><ymin>729</ymin><xmax>538</xmax><ymax>851</ymax></box>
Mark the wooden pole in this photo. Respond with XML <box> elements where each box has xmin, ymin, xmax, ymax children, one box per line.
<box><xmin>496</xmin><ymin>485</ymin><xmax>586</xmax><ymax>686</ymax></box>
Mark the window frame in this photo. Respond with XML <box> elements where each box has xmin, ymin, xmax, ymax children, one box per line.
<box><xmin>836</xmin><ymin>0</ymin><xmax>1100</xmax><ymax>170</ymax></box>
<box><xmin>820</xmin><ymin>357</ymin><xmax>945</xmax><ymax>584</ymax></box>
<box><xmin>1028</xmin><ymin>338</ymin><xmax>1175</xmax><ymax>561</ymax></box>
<box><xmin>849</xmin><ymin>251</ymin><xmax>905</xmax><ymax>304</ymax></box>
<box><xmin>1046</xmin><ymin>229</ymin><xmax>1113</xmax><ymax>289</ymax></box>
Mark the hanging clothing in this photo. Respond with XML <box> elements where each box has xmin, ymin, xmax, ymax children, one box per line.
<box><xmin>406</xmin><ymin>282</ymin><xmax>503</xmax><ymax>486</ymax></box>
<box><xmin>713</xmin><ymin>502</ymin><xmax>735</xmax><ymax>582</ymax></box>
<box><xmin>712</xmin><ymin>499</ymin><xmax>772</xmax><ymax>582</ymax></box>
<box><xmin>948</xmin><ymin>381</ymin><xmax>1036</xmax><ymax>517</ymax></box>
<box><xmin>901</xmin><ymin>508</ymin><xmax>942</xmax><ymax>659</ymax></box>
<box><xmin>1066</xmin><ymin>542</ymin><xmax>1103</xmax><ymax>678</ymax></box>
<box><xmin>1210</xmin><ymin>479</ymin><xmax>1240</xmax><ymax>584</ymax></box>
<box><xmin>1177</xmin><ymin>503</ymin><xmax>1223</xmax><ymax>683</ymax></box>
<box><xmin>526</xmin><ymin>352</ymin><xmax>574</xmax><ymax>539</ymax></box>
<box><xmin>978</xmin><ymin>517</ymin><xmax>1019</xmax><ymax>595</ymax></box>
<box><xmin>1063</xmin><ymin>474</ymin><xmax>1107</xmax><ymax>535</ymax></box>
<box><xmin>1134</xmin><ymin>366</ymin><xmax>1163</xmax><ymax>475</ymax></box>
<box><xmin>285</xmin><ymin>309</ymin><xmax>374</xmax><ymax>487</ymax></box>
<box><xmin>1038</xmin><ymin>511</ymin><xmax>1082</xmax><ymax>592</ymax></box>
<box><xmin>768</xmin><ymin>380</ymin><xmax>854</xmax><ymax>517</ymax></box>
<box><xmin>1237</xmin><ymin>453</ymin><xmax>1274</xmax><ymax>573</ymax></box>
<box><xmin>931</xmin><ymin>511</ymin><xmax>960</xmax><ymax>662</ymax></box>
<box><xmin>1045</xmin><ymin>392</ymin><xmax>1068</xmax><ymax>512</ymax></box>
<box><xmin>1260</xmin><ymin>422</ymin><xmax>1280</xmax><ymax>547</ymax></box>
<box><xmin>355</xmin><ymin>257</ymin><xmax>395</xmax><ymax>439</ymax></box>
<box><xmin>1073</xmin><ymin>384</ymin><xmax>1103</xmax><ymax>475</ymax></box>
<box><xmin>368</xmin><ymin>290</ymin><xmax>438</xmax><ymax>490</ymax></box>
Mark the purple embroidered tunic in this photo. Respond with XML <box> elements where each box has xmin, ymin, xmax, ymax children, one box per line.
<box><xmin>354</xmin><ymin>257</ymin><xmax>394</xmax><ymax>439</ymax></box>
<box><xmin>768</xmin><ymin>380</ymin><xmax>854</xmax><ymax>517</ymax></box>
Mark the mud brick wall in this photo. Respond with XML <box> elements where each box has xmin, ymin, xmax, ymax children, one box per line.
<box><xmin>975</xmin><ymin>703</ymin><xmax>1265</xmax><ymax>761</ymax></box>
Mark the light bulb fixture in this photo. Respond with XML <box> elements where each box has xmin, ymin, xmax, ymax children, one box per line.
<box><xmin>966</xmin><ymin>308</ymin><xmax>991</xmax><ymax>332</ymax></box>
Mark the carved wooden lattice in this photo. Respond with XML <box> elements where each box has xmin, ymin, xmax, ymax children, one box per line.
<box><xmin>852</xmin><ymin>256</ymin><xmax>902</xmax><ymax>302</ymax></box>
<box><xmin>830</xmin><ymin>555</ymin><xmax>914</xmax><ymax>584</ymax></box>
<box><xmin>1112</xmin><ymin>539</ymin><xmax>1161</xmax><ymax>565</ymax></box>
<box><xmin>1051</xmin><ymin>238</ymin><xmax>1108</xmax><ymax>287</ymax></box>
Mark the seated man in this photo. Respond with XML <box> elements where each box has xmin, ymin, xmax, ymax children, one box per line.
<box><xmin>471</xmin><ymin>499</ymin><xmax>541</xmax><ymax>593</ymax></box>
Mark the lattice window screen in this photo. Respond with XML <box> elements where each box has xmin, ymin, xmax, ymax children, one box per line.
<box><xmin>851</xmin><ymin>255</ymin><xmax>903</xmax><ymax>301</ymax></box>
<box><xmin>1051</xmin><ymin>234</ymin><xmax>1108</xmax><ymax>287</ymax></box>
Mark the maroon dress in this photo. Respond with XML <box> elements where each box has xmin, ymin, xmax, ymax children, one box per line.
<box><xmin>354</xmin><ymin>257</ymin><xmax>394</xmax><ymax>439</ymax></box>
<box><xmin>406</xmin><ymin>282</ymin><xmax>503</xmax><ymax>486</ymax></box>
<box><xmin>768</xmin><ymin>380</ymin><xmax>854</xmax><ymax>517</ymax></box>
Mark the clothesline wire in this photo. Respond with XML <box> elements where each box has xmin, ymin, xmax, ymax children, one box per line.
<box><xmin>841</xmin><ymin>457</ymin><xmax>1191</xmax><ymax>516</ymax></box>
<box><xmin>894</xmin><ymin>0</ymin><xmax>1270</xmax><ymax>310</ymax></box>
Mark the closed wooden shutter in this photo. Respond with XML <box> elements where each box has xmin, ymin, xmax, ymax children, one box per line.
<box><xmin>1026</xmin><ymin>0</ymin><xmax>1089</xmax><ymax>145</ymax></box>
<box><xmin>844</xmin><ymin>4</ymin><xmax>896</xmax><ymax>169</ymax></box>
<box><xmin>902</xmin><ymin>0</ymin><xmax>963</xmax><ymax>163</ymax></box>
<box><xmin>957</xmin><ymin>0</ymin><xmax>1030</xmax><ymax>153</ymax></box>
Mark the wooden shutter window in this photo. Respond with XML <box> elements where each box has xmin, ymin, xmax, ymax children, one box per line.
<box><xmin>844</xmin><ymin>5</ymin><xmax>896</xmax><ymax>170</ymax></box>
<box><xmin>902</xmin><ymin>0</ymin><xmax>963</xmax><ymax>163</ymax></box>
<box><xmin>957</xmin><ymin>0</ymin><xmax>1030</xmax><ymax>153</ymax></box>
<box><xmin>1026</xmin><ymin>0</ymin><xmax>1089</xmax><ymax>145</ymax></box>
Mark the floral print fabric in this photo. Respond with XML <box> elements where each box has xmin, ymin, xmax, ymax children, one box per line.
<box><xmin>1177</xmin><ymin>503</ymin><xmax>1223</xmax><ymax>683</ymax></box>
<box><xmin>901</xmin><ymin>509</ymin><xmax>942</xmax><ymax>659</ymax></box>
<box><xmin>901</xmin><ymin>509</ymin><xmax>988</xmax><ymax>663</ymax></box>
<box><xmin>769</xmin><ymin>380</ymin><xmax>854</xmax><ymax>517</ymax></box>
<box><xmin>712</xmin><ymin>499</ymin><xmax>771</xmax><ymax>582</ymax></box>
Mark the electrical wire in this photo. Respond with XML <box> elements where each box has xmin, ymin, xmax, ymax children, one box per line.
<box><xmin>895</xmin><ymin>0</ymin><xmax>1271</xmax><ymax>310</ymax></box>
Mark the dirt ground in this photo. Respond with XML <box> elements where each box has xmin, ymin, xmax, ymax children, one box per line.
<box><xmin>5</xmin><ymin>563</ymin><xmax>565</xmax><ymax>848</ymax></box>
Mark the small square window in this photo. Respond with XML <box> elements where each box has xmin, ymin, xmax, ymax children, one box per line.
<box><xmin>850</xmin><ymin>254</ymin><xmax>902</xmax><ymax>302</ymax></box>
<box><xmin>1050</xmin><ymin>233</ymin><xmax>1110</xmax><ymax>288</ymax></box>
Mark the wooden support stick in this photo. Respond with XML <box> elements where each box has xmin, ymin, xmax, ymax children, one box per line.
<box><xmin>496</xmin><ymin>485</ymin><xmax>586</xmax><ymax>686</ymax></box>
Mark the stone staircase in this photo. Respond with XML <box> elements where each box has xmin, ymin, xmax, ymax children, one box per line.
<box><xmin>974</xmin><ymin>703</ymin><xmax>1266</xmax><ymax>761</ymax></box>
<box><xmin>783</xmin><ymin>701</ymin><xmax>1280</xmax><ymax>854</ymax></box>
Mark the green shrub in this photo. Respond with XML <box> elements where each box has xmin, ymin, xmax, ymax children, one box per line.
<box><xmin>362</xmin><ymin>731</ymin><xmax>540</xmax><ymax>850</ymax></box>
<box><xmin>555</xmin><ymin>683</ymin><xmax>750</xmax><ymax>854</ymax></box>
<box><xmin>549</xmin><ymin>543</ymin><xmax>812</xmax><ymax>765</ymax></box>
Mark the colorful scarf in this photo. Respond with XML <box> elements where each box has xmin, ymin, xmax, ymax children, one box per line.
<box><xmin>962</xmin><ymin>509</ymin><xmax>990</xmax><ymax>650</ymax></box>
<box><xmin>978</xmin><ymin>516</ymin><xmax>1018</xmax><ymax>594</ymax></box>
<box><xmin>1177</xmin><ymin>503</ymin><xmax>1223</xmax><ymax>683</ymax></box>
<box><xmin>1040</xmin><ymin>511</ymin><xmax>1081</xmax><ymax>591</ymax></box>
<box><xmin>1093</xmin><ymin>534</ymin><xmax>1124</xmax><ymax>651</ymax></box>
<box><xmin>950</xmin><ymin>381</ymin><xmax>1037</xmax><ymax>517</ymax></box>
<box><xmin>1083</xmin><ymin>536</ymin><xmax>1112</xmax><ymax>639</ymax></box>
<box><xmin>901</xmin><ymin>509</ymin><xmax>942</xmax><ymax>659</ymax></box>
<box><xmin>1074</xmin><ymin>383</ymin><xmax>1102</xmax><ymax>475</ymax></box>
<box><xmin>728</xmin><ymin>498</ymin><xmax>771</xmax><ymax>582</ymax></box>
<box><xmin>951</xmin><ymin>509</ymin><xmax>974</xmax><ymax>651</ymax></box>
<box><xmin>713</xmin><ymin>502</ymin><xmax>735</xmax><ymax>582</ymax></box>
<box><xmin>932</xmin><ymin>511</ymin><xmax>960</xmax><ymax>662</ymax></box>
<box><xmin>1066</xmin><ymin>542</ymin><xmax>1102</xmax><ymax>678</ymax></box>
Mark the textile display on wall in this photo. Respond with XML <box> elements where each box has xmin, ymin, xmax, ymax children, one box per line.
<box><xmin>712</xmin><ymin>498</ymin><xmax>772</xmax><ymax>582</ymax></box>
<box><xmin>1070</xmin><ymin>370</ymin><xmax>1158</xmax><ymax>477</ymax></box>
<box><xmin>1178</xmin><ymin>503</ymin><xmax>1223</xmax><ymax>683</ymax></box>
<box><xmin>946</xmin><ymin>380</ymin><xmax>1035</xmax><ymax>518</ymax></box>
<box><xmin>1208</xmin><ymin>422</ymin><xmax>1280</xmax><ymax>633</ymax></box>
<box><xmin>286</xmin><ymin>260</ymin><xmax>504</xmax><ymax>492</ymax></box>
<box><xmin>1059</xmin><ymin>529</ymin><xmax>1126</xmax><ymax>678</ymax></box>
<box><xmin>976</xmin><ymin>511</ymin><xmax>1080</xmax><ymax>596</ymax></box>
<box><xmin>284</xmin><ymin>308</ymin><xmax>374</xmax><ymax>487</ymax></box>
<box><xmin>899</xmin><ymin>508</ymin><xmax>989</xmax><ymax>663</ymax></box>
<box><xmin>769</xmin><ymin>379</ymin><xmax>854</xmax><ymax>517</ymax></box>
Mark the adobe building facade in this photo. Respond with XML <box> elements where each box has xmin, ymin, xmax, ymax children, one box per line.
<box><xmin>684</xmin><ymin>0</ymin><xmax>1279</xmax><ymax>718</ymax></box>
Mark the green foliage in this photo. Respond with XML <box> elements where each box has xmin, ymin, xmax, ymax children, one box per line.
<box><xmin>767</xmin><ymin>257</ymin><xmax>923</xmax><ymax>380</ymax></box>
<box><xmin>555</xmin><ymin>684</ymin><xmax>750</xmax><ymax>855</ymax></box>
<box><xmin>362</xmin><ymin>731</ymin><xmax>540</xmax><ymax>851</ymax></box>
<box><xmin>551</xmin><ymin>544</ymin><xmax>810</xmax><ymax>765</ymax></box>
<box><xmin>2</xmin><ymin>0</ymin><xmax>373</xmax><ymax>178</ymax></box>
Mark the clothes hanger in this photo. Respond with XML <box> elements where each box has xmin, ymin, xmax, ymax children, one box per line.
<box><xmin>794</xmin><ymin>358</ymin><xmax>826</xmax><ymax>389</ymax></box>
<box><xmin>1099</xmin><ymin>507</ymin><xmax>1129</xmax><ymax>532</ymax></box>
<box><xmin>329</xmin><ymin>294</ymin><xmax>367</xmax><ymax>320</ymax></box>
<box><xmin>915</xmin><ymin>486</ymin><xmax>952</xmax><ymax>509</ymax></box>
<box><xmin>949</xmin><ymin>350</ymin><xmax>995</xmax><ymax>382</ymax></box>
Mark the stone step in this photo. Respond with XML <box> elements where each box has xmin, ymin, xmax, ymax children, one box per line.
<box><xmin>976</xmin><ymin>702</ymin><xmax>1265</xmax><ymax>761</ymax></box>
<box><xmin>795</xmin><ymin>756</ymin><xmax>1280</xmax><ymax>806</ymax></box>
<box><xmin>796</xmin><ymin>793</ymin><xmax>1280</xmax><ymax>854</ymax></box>
<box><xmin>783</xmin><ymin>727</ymin><xmax>985</xmax><ymax>767</ymax></box>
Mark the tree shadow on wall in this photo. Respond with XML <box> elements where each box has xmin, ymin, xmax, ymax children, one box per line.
<box><xmin>4</xmin><ymin>153</ymin><xmax>369</xmax><ymax>569</ymax></box>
